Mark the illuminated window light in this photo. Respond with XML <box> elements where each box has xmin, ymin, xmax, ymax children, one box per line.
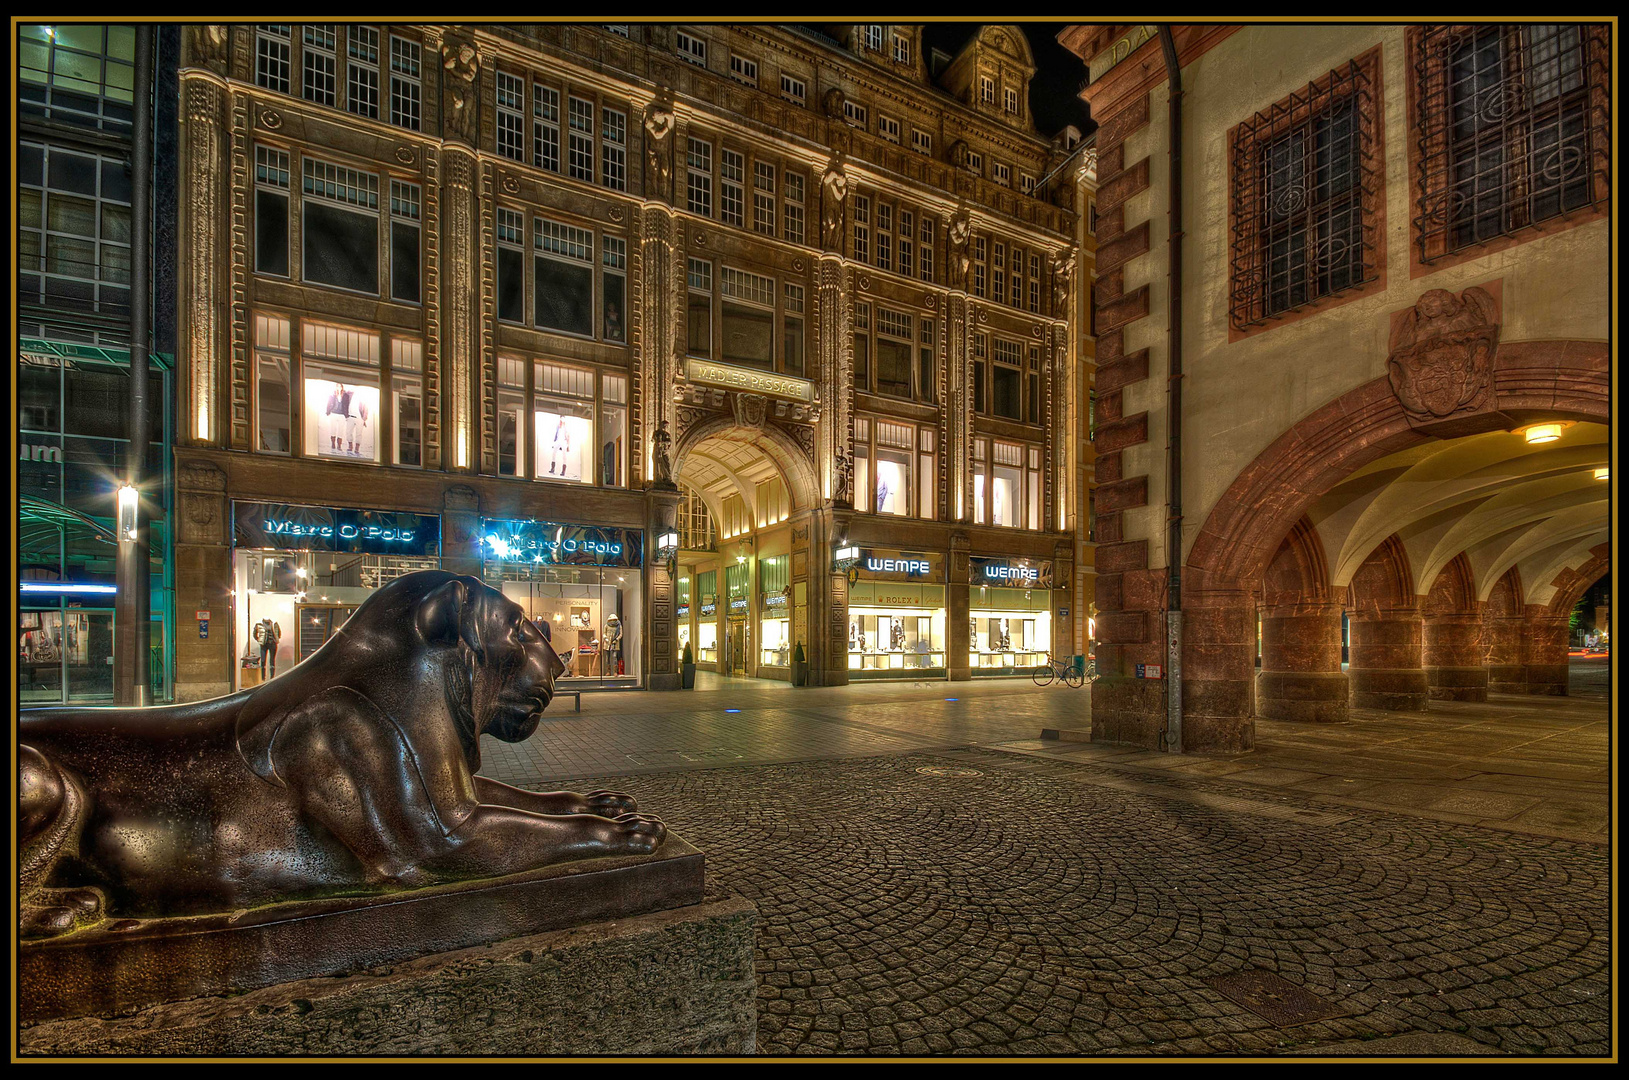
<box><xmin>1595</xmin><ymin>467</ymin><xmax>1609</xmax><ymax>480</ymax></box>
<box><xmin>20</xmin><ymin>582</ymin><xmax>118</xmax><ymax>595</ymax></box>
<box><xmin>1523</xmin><ymin>424</ymin><xmax>1563</xmax><ymax>444</ymax></box>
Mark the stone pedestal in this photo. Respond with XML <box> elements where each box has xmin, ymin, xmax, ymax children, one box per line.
<box><xmin>1484</xmin><ymin>613</ymin><xmax>1527</xmax><ymax>693</ymax></box>
<box><xmin>1523</xmin><ymin>610</ymin><xmax>1570</xmax><ymax>696</ymax></box>
<box><xmin>1424</xmin><ymin>612</ymin><xmax>1489</xmax><ymax>702</ymax></box>
<box><xmin>1257</xmin><ymin>603</ymin><xmax>1348</xmax><ymax>723</ymax></box>
<box><xmin>19</xmin><ymin>897</ymin><xmax>757</xmax><ymax>1056</ymax></box>
<box><xmin>1348</xmin><ymin>609</ymin><xmax>1428</xmax><ymax>711</ymax></box>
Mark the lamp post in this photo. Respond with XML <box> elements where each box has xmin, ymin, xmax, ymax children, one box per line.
<box><xmin>113</xmin><ymin>26</ymin><xmax>153</xmax><ymax>706</ymax></box>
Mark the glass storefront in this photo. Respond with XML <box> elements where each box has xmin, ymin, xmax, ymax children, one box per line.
<box><xmin>759</xmin><ymin>554</ymin><xmax>790</xmax><ymax>671</ymax></box>
<box><xmin>18</xmin><ymin>339</ymin><xmax>173</xmax><ymax>704</ymax></box>
<box><xmin>480</xmin><ymin>516</ymin><xmax>644</xmax><ymax>688</ymax></box>
<box><xmin>696</xmin><ymin>568</ymin><xmax>719</xmax><ymax>666</ymax></box>
<box><xmin>231</xmin><ymin>502</ymin><xmax>442</xmax><ymax>690</ymax></box>
<box><xmin>846</xmin><ymin>548</ymin><xmax>947</xmax><ymax>680</ymax></box>
<box><xmin>969</xmin><ymin>557</ymin><xmax>1054</xmax><ymax>676</ymax></box>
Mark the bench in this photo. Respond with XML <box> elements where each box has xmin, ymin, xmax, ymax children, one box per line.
<box><xmin>555</xmin><ymin>689</ymin><xmax>582</xmax><ymax>712</ymax></box>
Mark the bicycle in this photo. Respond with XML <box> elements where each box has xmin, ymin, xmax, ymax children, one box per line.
<box><xmin>1031</xmin><ymin>653</ymin><xmax>1085</xmax><ymax>688</ymax></box>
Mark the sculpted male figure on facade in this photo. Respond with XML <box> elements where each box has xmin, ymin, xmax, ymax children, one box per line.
<box><xmin>643</xmin><ymin>101</ymin><xmax>675</xmax><ymax>199</ymax></box>
<box><xmin>950</xmin><ymin>212</ymin><xmax>972</xmax><ymax>290</ymax></box>
<box><xmin>821</xmin><ymin>161</ymin><xmax>848</xmax><ymax>252</ymax></box>
<box><xmin>441</xmin><ymin>40</ymin><xmax>482</xmax><ymax>145</ymax></box>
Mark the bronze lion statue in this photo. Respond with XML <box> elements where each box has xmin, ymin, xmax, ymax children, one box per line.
<box><xmin>19</xmin><ymin>571</ymin><xmax>665</xmax><ymax>938</ymax></box>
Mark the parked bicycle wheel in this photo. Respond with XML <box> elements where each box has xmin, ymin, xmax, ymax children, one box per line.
<box><xmin>1032</xmin><ymin>661</ymin><xmax>1056</xmax><ymax>687</ymax></box>
<box><xmin>1062</xmin><ymin>664</ymin><xmax>1085</xmax><ymax>688</ymax></box>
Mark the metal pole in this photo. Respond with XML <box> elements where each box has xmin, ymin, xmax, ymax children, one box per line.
<box><xmin>1159</xmin><ymin>25</ymin><xmax>1185</xmax><ymax>753</ymax></box>
<box><xmin>116</xmin><ymin>26</ymin><xmax>155</xmax><ymax>705</ymax></box>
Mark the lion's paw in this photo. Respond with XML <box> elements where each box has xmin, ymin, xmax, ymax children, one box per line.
<box><xmin>583</xmin><ymin>789</ymin><xmax>639</xmax><ymax>816</ymax></box>
<box><xmin>611</xmin><ymin>812</ymin><xmax>666</xmax><ymax>854</ymax></box>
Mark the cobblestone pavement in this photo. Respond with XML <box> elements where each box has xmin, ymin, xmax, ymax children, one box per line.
<box><xmin>532</xmin><ymin>748</ymin><xmax>1611</xmax><ymax>1057</ymax></box>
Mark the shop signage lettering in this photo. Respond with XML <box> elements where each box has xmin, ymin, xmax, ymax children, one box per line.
<box><xmin>20</xmin><ymin>443</ymin><xmax>63</xmax><ymax>464</ymax></box>
<box><xmin>677</xmin><ymin>604</ymin><xmax>690</xmax><ymax>617</ymax></box>
<box><xmin>685</xmin><ymin>358</ymin><xmax>815</xmax><ymax>403</ymax></box>
<box><xmin>970</xmin><ymin>557</ymin><xmax>1054</xmax><ymax>589</ymax></box>
<box><xmin>700</xmin><ymin>602</ymin><xmax>718</xmax><ymax>616</ymax></box>
<box><xmin>480</xmin><ymin>517</ymin><xmax>644</xmax><ymax>568</ymax></box>
<box><xmin>234</xmin><ymin>502</ymin><xmax>441</xmax><ymax>557</ymax></box>
<box><xmin>728</xmin><ymin>596</ymin><xmax>750</xmax><ymax>612</ymax></box>
<box><xmin>764</xmin><ymin>592</ymin><xmax>788</xmax><ymax>608</ymax></box>
<box><xmin>865</xmin><ymin>557</ymin><xmax>930</xmax><ymax>576</ymax></box>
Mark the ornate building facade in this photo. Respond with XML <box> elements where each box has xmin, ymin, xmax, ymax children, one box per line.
<box><xmin>171</xmin><ymin>23</ymin><xmax>1082</xmax><ymax>698</ymax></box>
<box><xmin>1058</xmin><ymin>23</ymin><xmax>1610</xmax><ymax>751</ymax></box>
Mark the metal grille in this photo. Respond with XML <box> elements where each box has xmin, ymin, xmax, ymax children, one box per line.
<box><xmin>1230</xmin><ymin>58</ymin><xmax>1379</xmax><ymax>330</ymax></box>
<box><xmin>1413</xmin><ymin>24</ymin><xmax>1609</xmax><ymax>263</ymax></box>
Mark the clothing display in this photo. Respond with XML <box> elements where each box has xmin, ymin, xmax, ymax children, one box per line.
<box><xmin>254</xmin><ymin>618</ymin><xmax>283</xmax><ymax>678</ymax></box>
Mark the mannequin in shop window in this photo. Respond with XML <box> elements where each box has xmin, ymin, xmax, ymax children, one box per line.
<box><xmin>849</xmin><ymin>619</ymin><xmax>861</xmax><ymax>653</ymax></box>
<box><xmin>326</xmin><ymin>384</ymin><xmax>347</xmax><ymax>452</ymax></box>
<box><xmin>548</xmin><ymin>416</ymin><xmax>573</xmax><ymax>476</ymax></box>
<box><xmin>997</xmin><ymin>618</ymin><xmax>1011</xmax><ymax>652</ymax></box>
<box><xmin>347</xmin><ymin>393</ymin><xmax>370</xmax><ymax>457</ymax></box>
<box><xmin>603</xmin><ymin>613</ymin><xmax>623</xmax><ymax>676</ymax></box>
<box><xmin>253</xmin><ymin>618</ymin><xmax>282</xmax><ymax>678</ymax></box>
<box><xmin>889</xmin><ymin>617</ymin><xmax>905</xmax><ymax>652</ymax></box>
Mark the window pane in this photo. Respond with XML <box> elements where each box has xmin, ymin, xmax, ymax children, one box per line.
<box><xmin>394</xmin><ymin>374</ymin><xmax>422</xmax><ymax>467</ymax></box>
<box><xmin>258</xmin><ymin>354</ymin><xmax>291</xmax><ymax>453</ymax></box>
<box><xmin>255</xmin><ymin>190</ymin><xmax>288</xmax><ymax>275</ymax></box>
<box><xmin>603</xmin><ymin>273</ymin><xmax>626</xmax><ymax>342</ymax></box>
<box><xmin>876</xmin><ymin>339</ymin><xmax>912</xmax><ymax>398</ymax></box>
<box><xmin>303</xmin><ymin>203</ymin><xmax>378</xmax><ymax>293</ymax></box>
<box><xmin>534</xmin><ymin>399</ymin><xmax>593</xmax><ymax>483</ymax></box>
<box><xmin>688</xmin><ymin>293</ymin><xmax>711</xmax><ymax>356</ymax></box>
<box><xmin>722</xmin><ymin>301</ymin><xmax>773</xmax><ymax>368</ymax></box>
<box><xmin>992</xmin><ymin>366</ymin><xmax>1021</xmax><ymax>420</ymax></box>
<box><xmin>497</xmin><ymin>245</ymin><xmax>524</xmax><ymax>322</ymax></box>
<box><xmin>875</xmin><ymin>449</ymin><xmax>911</xmax><ymax>516</ymax></box>
<box><xmin>534</xmin><ymin>257</ymin><xmax>594</xmax><ymax>336</ymax></box>
<box><xmin>303</xmin><ymin>365</ymin><xmax>380</xmax><ymax>462</ymax></box>
<box><xmin>785</xmin><ymin>316</ymin><xmax>804</xmax><ymax>378</ymax></box>
<box><xmin>390</xmin><ymin>221</ymin><xmax>419</xmax><ymax>302</ymax></box>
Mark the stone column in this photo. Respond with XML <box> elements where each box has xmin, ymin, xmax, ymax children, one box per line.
<box><xmin>440</xmin><ymin>485</ymin><xmax>481</xmax><ymax>577</ymax></box>
<box><xmin>947</xmin><ymin>532</ymin><xmax>971</xmax><ymax>681</ymax></box>
<box><xmin>1522</xmin><ymin>606</ymin><xmax>1570</xmax><ymax>696</ymax></box>
<box><xmin>1424</xmin><ymin>609</ymin><xmax>1489</xmax><ymax>702</ymax></box>
<box><xmin>1483</xmin><ymin>610</ymin><xmax>1528</xmax><ymax>693</ymax></box>
<box><xmin>645</xmin><ymin>488</ymin><xmax>682</xmax><ymax>690</ymax></box>
<box><xmin>808</xmin><ymin>506</ymin><xmax>852</xmax><ymax>686</ymax></box>
<box><xmin>1180</xmin><ymin>577</ymin><xmax>1255</xmax><ymax>752</ymax></box>
<box><xmin>1348</xmin><ymin>605</ymin><xmax>1429</xmax><ymax>711</ymax></box>
<box><xmin>173</xmin><ymin>458</ymin><xmax>232</xmax><ymax>702</ymax></box>
<box><xmin>178</xmin><ymin>62</ymin><xmax>227</xmax><ymax>448</ymax></box>
<box><xmin>1257</xmin><ymin>601</ymin><xmax>1348</xmax><ymax>722</ymax></box>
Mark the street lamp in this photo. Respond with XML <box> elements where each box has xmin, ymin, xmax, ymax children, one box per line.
<box><xmin>658</xmin><ymin>529</ymin><xmax>680</xmax><ymax>576</ymax></box>
<box><xmin>833</xmin><ymin>541</ymin><xmax>862</xmax><ymax>588</ymax></box>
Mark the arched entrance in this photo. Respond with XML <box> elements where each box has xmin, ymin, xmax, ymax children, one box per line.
<box><xmin>670</xmin><ymin>417</ymin><xmax>820</xmax><ymax>685</ymax></box>
<box><xmin>1172</xmin><ymin>341</ymin><xmax>1609</xmax><ymax>751</ymax></box>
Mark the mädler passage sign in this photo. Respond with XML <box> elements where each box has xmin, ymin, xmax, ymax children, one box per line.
<box><xmin>685</xmin><ymin>359</ymin><xmax>815</xmax><ymax>403</ymax></box>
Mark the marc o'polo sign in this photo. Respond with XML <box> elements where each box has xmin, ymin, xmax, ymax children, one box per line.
<box><xmin>233</xmin><ymin>502</ymin><xmax>441</xmax><ymax>556</ymax></box>
<box><xmin>970</xmin><ymin>557</ymin><xmax>1054</xmax><ymax>589</ymax></box>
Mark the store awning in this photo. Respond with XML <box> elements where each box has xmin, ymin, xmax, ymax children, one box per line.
<box><xmin>19</xmin><ymin>337</ymin><xmax>174</xmax><ymax>371</ymax></box>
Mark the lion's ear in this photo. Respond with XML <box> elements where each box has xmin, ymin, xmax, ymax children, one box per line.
<box><xmin>415</xmin><ymin>579</ymin><xmax>468</xmax><ymax>648</ymax></box>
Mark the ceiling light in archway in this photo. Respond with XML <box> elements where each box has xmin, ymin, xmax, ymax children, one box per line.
<box><xmin>1523</xmin><ymin>423</ymin><xmax>1564</xmax><ymax>444</ymax></box>
<box><xmin>1595</xmin><ymin>467</ymin><xmax>1609</xmax><ymax>480</ymax></box>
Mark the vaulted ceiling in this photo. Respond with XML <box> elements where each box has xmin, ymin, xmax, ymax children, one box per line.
<box><xmin>1307</xmin><ymin>422</ymin><xmax>1609</xmax><ymax>605</ymax></box>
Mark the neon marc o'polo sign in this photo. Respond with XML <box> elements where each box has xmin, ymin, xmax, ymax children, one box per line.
<box><xmin>265</xmin><ymin>520</ymin><xmax>416</xmax><ymax>543</ymax></box>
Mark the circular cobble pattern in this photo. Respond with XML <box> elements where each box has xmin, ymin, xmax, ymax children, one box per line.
<box><xmin>547</xmin><ymin>750</ymin><xmax>1611</xmax><ymax>1057</ymax></box>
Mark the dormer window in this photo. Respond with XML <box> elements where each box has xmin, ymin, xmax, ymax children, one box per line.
<box><xmin>865</xmin><ymin>25</ymin><xmax>884</xmax><ymax>52</ymax></box>
<box><xmin>980</xmin><ymin>76</ymin><xmax>995</xmax><ymax>104</ymax></box>
<box><xmin>1005</xmin><ymin>87</ymin><xmax>1019</xmax><ymax>114</ymax></box>
<box><xmin>893</xmin><ymin>34</ymin><xmax>910</xmax><ymax>65</ymax></box>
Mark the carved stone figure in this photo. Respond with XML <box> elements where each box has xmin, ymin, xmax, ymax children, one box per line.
<box><xmin>831</xmin><ymin>446</ymin><xmax>853</xmax><ymax>507</ymax></box>
<box><xmin>821</xmin><ymin>161</ymin><xmax>848</xmax><ymax>252</ymax></box>
<box><xmin>1052</xmin><ymin>248</ymin><xmax>1077</xmax><ymax>313</ymax></box>
<box><xmin>441</xmin><ymin>40</ymin><xmax>482</xmax><ymax>145</ymax></box>
<box><xmin>651</xmin><ymin>420</ymin><xmax>675</xmax><ymax>488</ymax></box>
<box><xmin>1387</xmin><ymin>286</ymin><xmax>1501</xmax><ymax>421</ymax></box>
<box><xmin>950</xmin><ymin>212</ymin><xmax>972</xmax><ymax>289</ymax></box>
<box><xmin>643</xmin><ymin>102</ymin><xmax>675</xmax><ymax>199</ymax></box>
<box><xmin>19</xmin><ymin>572</ymin><xmax>663</xmax><ymax>938</ymax></box>
<box><xmin>192</xmin><ymin>24</ymin><xmax>230</xmax><ymax>75</ymax></box>
<box><xmin>822</xmin><ymin>87</ymin><xmax>846</xmax><ymax>119</ymax></box>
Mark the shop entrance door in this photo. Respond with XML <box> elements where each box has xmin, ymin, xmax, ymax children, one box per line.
<box><xmin>18</xmin><ymin>608</ymin><xmax>114</xmax><ymax>704</ymax></box>
<box><xmin>727</xmin><ymin>616</ymin><xmax>749</xmax><ymax>676</ymax></box>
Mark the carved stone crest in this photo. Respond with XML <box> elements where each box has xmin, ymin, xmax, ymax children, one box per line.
<box><xmin>732</xmin><ymin>393</ymin><xmax>769</xmax><ymax>429</ymax></box>
<box><xmin>193</xmin><ymin>25</ymin><xmax>230</xmax><ymax>75</ymax></box>
<box><xmin>1387</xmin><ymin>287</ymin><xmax>1500</xmax><ymax>422</ymax></box>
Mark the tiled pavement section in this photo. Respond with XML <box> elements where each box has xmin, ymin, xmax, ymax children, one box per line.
<box><xmin>519</xmin><ymin>748</ymin><xmax>1611</xmax><ymax>1056</ymax></box>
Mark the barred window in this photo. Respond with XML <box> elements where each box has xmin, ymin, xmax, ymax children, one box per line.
<box><xmin>687</xmin><ymin>138</ymin><xmax>712</xmax><ymax>217</ymax></box>
<box><xmin>721</xmin><ymin>267</ymin><xmax>775</xmax><ymax>306</ymax></box>
<box><xmin>534</xmin><ymin>85</ymin><xmax>560</xmax><ymax>172</ymax></box>
<box><xmin>347</xmin><ymin>27</ymin><xmax>380</xmax><ymax>120</ymax></box>
<box><xmin>389</xmin><ymin>35</ymin><xmax>421</xmax><ymax>131</ymax></box>
<box><xmin>720</xmin><ymin>149</ymin><xmax>745</xmax><ymax>227</ymax></box>
<box><xmin>784</xmin><ymin>171</ymin><xmax>805</xmax><ymax>244</ymax></box>
<box><xmin>1005</xmin><ymin>87</ymin><xmax>1019</xmax><ymax>114</ymax></box>
<box><xmin>1412</xmin><ymin>24</ymin><xmax>1608</xmax><ymax>262</ymax></box>
<box><xmin>754</xmin><ymin>161</ymin><xmax>776</xmax><ymax>236</ymax></box>
<box><xmin>967</xmin><ymin>150</ymin><xmax>983</xmax><ymax>175</ymax></box>
<box><xmin>993</xmin><ymin>161</ymin><xmax>1011</xmax><ymax>187</ymax></box>
<box><xmin>1230</xmin><ymin>55</ymin><xmax>1381</xmax><ymax>330</ymax></box>
<box><xmin>568</xmin><ymin>96</ymin><xmax>594</xmax><ymax>182</ymax></box>
<box><xmin>496</xmin><ymin>72</ymin><xmax>525</xmax><ymax>161</ymax></box>
<box><xmin>980</xmin><ymin>76</ymin><xmax>995</xmax><ymax>104</ymax></box>
<box><xmin>302</xmin><ymin>25</ymin><xmax>337</xmax><ymax>107</ymax></box>
<box><xmin>602</xmin><ymin>107</ymin><xmax>627</xmax><ymax>191</ymax></box>
<box><xmin>256</xmin><ymin>25</ymin><xmax>291</xmax><ymax>94</ymax></box>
